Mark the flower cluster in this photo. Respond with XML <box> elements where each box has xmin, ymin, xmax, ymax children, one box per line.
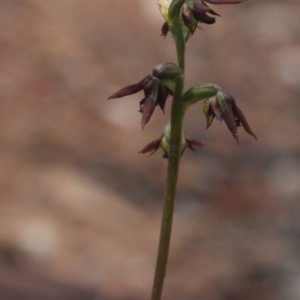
<box><xmin>108</xmin><ymin>0</ymin><xmax>255</xmax><ymax>159</ymax></box>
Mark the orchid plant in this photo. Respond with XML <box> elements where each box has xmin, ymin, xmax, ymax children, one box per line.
<box><xmin>108</xmin><ymin>1</ymin><xmax>256</xmax><ymax>299</ymax></box>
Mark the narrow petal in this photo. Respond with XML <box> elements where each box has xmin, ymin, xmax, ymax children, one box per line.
<box><xmin>157</xmin><ymin>84</ymin><xmax>168</xmax><ymax>112</ymax></box>
<box><xmin>193</xmin><ymin>12</ymin><xmax>216</xmax><ymax>24</ymax></box>
<box><xmin>161</xmin><ymin>22</ymin><xmax>169</xmax><ymax>38</ymax></box>
<box><xmin>207</xmin><ymin>8</ymin><xmax>221</xmax><ymax>16</ymax></box>
<box><xmin>107</xmin><ymin>83</ymin><xmax>143</xmax><ymax>100</ymax></box>
<box><xmin>233</xmin><ymin>103</ymin><xmax>258</xmax><ymax>140</ymax></box>
<box><xmin>222</xmin><ymin>108</ymin><xmax>239</xmax><ymax>143</ymax></box>
<box><xmin>138</xmin><ymin>139</ymin><xmax>161</xmax><ymax>155</ymax></box>
<box><xmin>141</xmin><ymin>96</ymin><xmax>157</xmax><ymax>130</ymax></box>
<box><xmin>215</xmin><ymin>92</ymin><xmax>239</xmax><ymax>142</ymax></box>
<box><xmin>107</xmin><ymin>75</ymin><xmax>152</xmax><ymax>100</ymax></box>
<box><xmin>186</xmin><ymin>138</ymin><xmax>208</xmax><ymax>150</ymax></box>
<box><xmin>141</xmin><ymin>78</ymin><xmax>160</xmax><ymax>129</ymax></box>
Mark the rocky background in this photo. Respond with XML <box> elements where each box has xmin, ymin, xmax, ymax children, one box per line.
<box><xmin>0</xmin><ymin>0</ymin><xmax>300</xmax><ymax>299</ymax></box>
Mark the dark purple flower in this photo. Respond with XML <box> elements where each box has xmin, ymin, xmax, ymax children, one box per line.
<box><xmin>202</xmin><ymin>90</ymin><xmax>257</xmax><ymax>143</ymax></box>
<box><xmin>108</xmin><ymin>63</ymin><xmax>181</xmax><ymax>129</ymax></box>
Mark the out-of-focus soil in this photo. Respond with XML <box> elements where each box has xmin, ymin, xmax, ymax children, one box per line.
<box><xmin>0</xmin><ymin>0</ymin><xmax>300</xmax><ymax>299</ymax></box>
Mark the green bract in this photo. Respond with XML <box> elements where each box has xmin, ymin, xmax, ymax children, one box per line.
<box><xmin>180</xmin><ymin>84</ymin><xmax>219</xmax><ymax>106</ymax></box>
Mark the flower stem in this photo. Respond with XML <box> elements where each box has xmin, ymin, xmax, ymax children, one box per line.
<box><xmin>151</xmin><ymin>1</ymin><xmax>186</xmax><ymax>298</ymax></box>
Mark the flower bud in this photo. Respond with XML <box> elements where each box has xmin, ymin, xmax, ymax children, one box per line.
<box><xmin>157</xmin><ymin>0</ymin><xmax>172</xmax><ymax>22</ymax></box>
<box><xmin>139</xmin><ymin>122</ymin><xmax>207</xmax><ymax>158</ymax></box>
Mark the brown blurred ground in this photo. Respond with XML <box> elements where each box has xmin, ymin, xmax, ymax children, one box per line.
<box><xmin>0</xmin><ymin>0</ymin><xmax>300</xmax><ymax>299</ymax></box>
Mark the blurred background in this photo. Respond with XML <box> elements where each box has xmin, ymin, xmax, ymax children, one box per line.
<box><xmin>0</xmin><ymin>0</ymin><xmax>300</xmax><ymax>299</ymax></box>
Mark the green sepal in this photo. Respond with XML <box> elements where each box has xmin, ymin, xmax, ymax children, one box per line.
<box><xmin>216</xmin><ymin>91</ymin><xmax>228</xmax><ymax>112</ymax></box>
<box><xmin>153</xmin><ymin>62</ymin><xmax>183</xmax><ymax>93</ymax></box>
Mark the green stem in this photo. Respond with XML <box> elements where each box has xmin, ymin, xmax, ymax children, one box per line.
<box><xmin>175</xmin><ymin>35</ymin><xmax>185</xmax><ymax>72</ymax></box>
<box><xmin>168</xmin><ymin>0</ymin><xmax>186</xmax><ymax>71</ymax></box>
<box><xmin>151</xmin><ymin>77</ymin><xmax>185</xmax><ymax>300</ymax></box>
<box><xmin>151</xmin><ymin>2</ymin><xmax>187</xmax><ymax>299</ymax></box>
